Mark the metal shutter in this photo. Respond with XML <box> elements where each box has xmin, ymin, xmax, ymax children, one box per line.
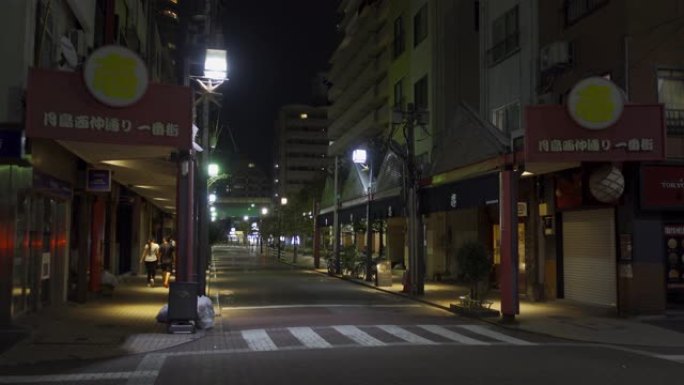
<box><xmin>562</xmin><ymin>208</ymin><xmax>616</xmax><ymax>307</ymax></box>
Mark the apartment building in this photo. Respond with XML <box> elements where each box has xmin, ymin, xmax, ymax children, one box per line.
<box><xmin>275</xmin><ymin>105</ymin><xmax>329</xmax><ymax>198</ymax></box>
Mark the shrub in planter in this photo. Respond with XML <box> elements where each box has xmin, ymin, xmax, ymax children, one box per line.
<box><xmin>455</xmin><ymin>240</ymin><xmax>492</xmax><ymax>302</ymax></box>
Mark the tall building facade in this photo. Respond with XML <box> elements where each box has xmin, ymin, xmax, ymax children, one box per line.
<box><xmin>275</xmin><ymin>105</ymin><xmax>329</xmax><ymax>198</ymax></box>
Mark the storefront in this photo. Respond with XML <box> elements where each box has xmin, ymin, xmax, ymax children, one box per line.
<box><xmin>421</xmin><ymin>173</ymin><xmax>499</xmax><ymax>280</ymax></box>
<box><xmin>525</xmin><ymin>77</ymin><xmax>666</xmax><ymax>312</ymax></box>
<box><xmin>640</xmin><ymin>164</ymin><xmax>684</xmax><ymax>308</ymax></box>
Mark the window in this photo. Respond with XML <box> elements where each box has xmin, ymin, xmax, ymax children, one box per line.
<box><xmin>491</xmin><ymin>102</ymin><xmax>520</xmax><ymax>134</ymax></box>
<box><xmin>393</xmin><ymin>16</ymin><xmax>405</xmax><ymax>58</ymax></box>
<box><xmin>414</xmin><ymin>75</ymin><xmax>428</xmax><ymax>110</ymax></box>
<box><xmin>413</xmin><ymin>4</ymin><xmax>428</xmax><ymax>46</ymax></box>
<box><xmin>658</xmin><ymin>69</ymin><xmax>684</xmax><ymax>134</ymax></box>
<box><xmin>565</xmin><ymin>0</ymin><xmax>608</xmax><ymax>26</ymax></box>
<box><xmin>394</xmin><ymin>79</ymin><xmax>404</xmax><ymax>108</ymax></box>
<box><xmin>489</xmin><ymin>6</ymin><xmax>519</xmax><ymax>65</ymax></box>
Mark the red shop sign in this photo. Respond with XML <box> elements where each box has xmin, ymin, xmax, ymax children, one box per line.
<box><xmin>26</xmin><ymin>68</ymin><xmax>192</xmax><ymax>149</ymax></box>
<box><xmin>641</xmin><ymin>165</ymin><xmax>684</xmax><ymax>209</ymax></box>
<box><xmin>525</xmin><ymin>105</ymin><xmax>665</xmax><ymax>163</ymax></box>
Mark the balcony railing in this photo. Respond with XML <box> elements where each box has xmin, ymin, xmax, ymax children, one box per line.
<box><xmin>666</xmin><ymin>109</ymin><xmax>684</xmax><ymax>135</ymax></box>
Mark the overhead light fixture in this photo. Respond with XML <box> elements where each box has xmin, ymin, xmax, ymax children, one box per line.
<box><xmin>522</xmin><ymin>171</ymin><xmax>535</xmax><ymax>177</ymax></box>
<box><xmin>153</xmin><ymin>197</ymin><xmax>170</xmax><ymax>201</ymax></box>
<box><xmin>352</xmin><ymin>149</ymin><xmax>367</xmax><ymax>164</ymax></box>
<box><xmin>204</xmin><ymin>49</ymin><xmax>228</xmax><ymax>80</ymax></box>
<box><xmin>100</xmin><ymin>160</ymin><xmax>132</xmax><ymax>167</ymax></box>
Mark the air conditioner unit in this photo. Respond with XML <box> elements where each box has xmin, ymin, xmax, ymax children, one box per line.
<box><xmin>540</xmin><ymin>41</ymin><xmax>571</xmax><ymax>72</ymax></box>
<box><xmin>69</xmin><ymin>29</ymin><xmax>87</xmax><ymax>58</ymax></box>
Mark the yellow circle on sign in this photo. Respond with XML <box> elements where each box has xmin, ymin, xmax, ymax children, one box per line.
<box><xmin>567</xmin><ymin>77</ymin><xmax>624</xmax><ymax>130</ymax></box>
<box><xmin>84</xmin><ymin>45</ymin><xmax>149</xmax><ymax>107</ymax></box>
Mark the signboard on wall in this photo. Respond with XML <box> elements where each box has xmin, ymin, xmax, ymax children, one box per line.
<box><xmin>0</xmin><ymin>128</ymin><xmax>24</xmax><ymax>159</ymax></box>
<box><xmin>641</xmin><ymin>165</ymin><xmax>684</xmax><ymax>209</ymax></box>
<box><xmin>525</xmin><ymin>104</ymin><xmax>665</xmax><ymax>163</ymax></box>
<box><xmin>86</xmin><ymin>169</ymin><xmax>112</xmax><ymax>192</ymax></box>
<box><xmin>26</xmin><ymin>68</ymin><xmax>192</xmax><ymax>149</ymax></box>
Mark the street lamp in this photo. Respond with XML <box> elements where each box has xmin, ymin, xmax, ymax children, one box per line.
<box><xmin>193</xmin><ymin>49</ymin><xmax>228</xmax><ymax>296</ymax></box>
<box><xmin>208</xmin><ymin>163</ymin><xmax>219</xmax><ymax>177</ymax></box>
<box><xmin>353</xmin><ymin>147</ymin><xmax>373</xmax><ymax>282</ymax></box>
<box><xmin>278</xmin><ymin>197</ymin><xmax>288</xmax><ymax>260</ymax></box>
<box><xmin>260</xmin><ymin>207</ymin><xmax>268</xmax><ymax>254</ymax></box>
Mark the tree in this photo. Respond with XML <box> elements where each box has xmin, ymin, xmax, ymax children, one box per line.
<box><xmin>455</xmin><ymin>240</ymin><xmax>492</xmax><ymax>302</ymax></box>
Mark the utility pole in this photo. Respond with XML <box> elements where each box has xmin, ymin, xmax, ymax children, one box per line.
<box><xmin>196</xmin><ymin>0</ymin><xmax>212</xmax><ymax>296</ymax></box>
<box><xmin>333</xmin><ymin>156</ymin><xmax>341</xmax><ymax>274</ymax></box>
<box><xmin>397</xmin><ymin>103</ymin><xmax>426</xmax><ymax>295</ymax></box>
<box><xmin>365</xmin><ymin>159</ymin><xmax>373</xmax><ymax>282</ymax></box>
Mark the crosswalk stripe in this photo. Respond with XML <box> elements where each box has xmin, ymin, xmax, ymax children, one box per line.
<box><xmin>376</xmin><ymin>325</ymin><xmax>436</xmax><ymax>344</ymax></box>
<box><xmin>456</xmin><ymin>325</ymin><xmax>535</xmax><ymax>345</ymax></box>
<box><xmin>288</xmin><ymin>327</ymin><xmax>332</xmax><ymax>349</ymax></box>
<box><xmin>333</xmin><ymin>325</ymin><xmax>386</xmax><ymax>346</ymax></box>
<box><xmin>418</xmin><ymin>325</ymin><xmax>490</xmax><ymax>345</ymax></box>
<box><xmin>241</xmin><ymin>329</ymin><xmax>279</xmax><ymax>351</ymax></box>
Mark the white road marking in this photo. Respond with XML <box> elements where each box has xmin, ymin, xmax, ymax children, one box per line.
<box><xmin>376</xmin><ymin>325</ymin><xmax>436</xmax><ymax>344</ymax></box>
<box><xmin>126</xmin><ymin>353</ymin><xmax>167</xmax><ymax>385</ymax></box>
<box><xmin>0</xmin><ymin>371</ymin><xmax>158</xmax><ymax>384</ymax></box>
<box><xmin>288</xmin><ymin>327</ymin><xmax>332</xmax><ymax>349</ymax></box>
<box><xmin>223</xmin><ymin>304</ymin><xmax>422</xmax><ymax>310</ymax></box>
<box><xmin>418</xmin><ymin>325</ymin><xmax>490</xmax><ymax>345</ymax></box>
<box><xmin>456</xmin><ymin>325</ymin><xmax>535</xmax><ymax>345</ymax></box>
<box><xmin>333</xmin><ymin>325</ymin><xmax>386</xmax><ymax>346</ymax></box>
<box><xmin>653</xmin><ymin>354</ymin><xmax>684</xmax><ymax>363</ymax></box>
<box><xmin>241</xmin><ymin>329</ymin><xmax>279</xmax><ymax>351</ymax></box>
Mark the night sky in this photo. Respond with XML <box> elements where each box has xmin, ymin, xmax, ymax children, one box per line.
<box><xmin>219</xmin><ymin>1</ymin><xmax>339</xmax><ymax>173</ymax></box>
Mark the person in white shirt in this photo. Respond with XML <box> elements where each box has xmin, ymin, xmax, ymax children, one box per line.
<box><xmin>139</xmin><ymin>237</ymin><xmax>160</xmax><ymax>287</ymax></box>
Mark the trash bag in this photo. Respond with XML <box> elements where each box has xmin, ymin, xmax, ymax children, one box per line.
<box><xmin>196</xmin><ymin>296</ymin><xmax>215</xmax><ymax>330</ymax></box>
<box><xmin>156</xmin><ymin>304</ymin><xmax>169</xmax><ymax>323</ymax></box>
<box><xmin>102</xmin><ymin>270</ymin><xmax>119</xmax><ymax>287</ymax></box>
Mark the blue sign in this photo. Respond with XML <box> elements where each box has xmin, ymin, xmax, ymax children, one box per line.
<box><xmin>86</xmin><ymin>169</ymin><xmax>112</xmax><ymax>192</ymax></box>
<box><xmin>0</xmin><ymin>130</ymin><xmax>24</xmax><ymax>159</ymax></box>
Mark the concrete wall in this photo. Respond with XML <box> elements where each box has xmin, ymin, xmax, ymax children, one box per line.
<box><xmin>0</xmin><ymin>1</ymin><xmax>34</xmax><ymax>123</ymax></box>
<box><xmin>480</xmin><ymin>0</ymin><xmax>538</xmax><ymax>126</ymax></box>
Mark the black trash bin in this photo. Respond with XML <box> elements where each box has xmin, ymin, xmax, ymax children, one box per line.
<box><xmin>167</xmin><ymin>282</ymin><xmax>198</xmax><ymax>333</ymax></box>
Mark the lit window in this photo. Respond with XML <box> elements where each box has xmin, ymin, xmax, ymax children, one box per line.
<box><xmin>300</xmin><ymin>113</ymin><xmax>308</xmax><ymax>119</ymax></box>
<box><xmin>168</xmin><ymin>42</ymin><xmax>176</xmax><ymax>50</ymax></box>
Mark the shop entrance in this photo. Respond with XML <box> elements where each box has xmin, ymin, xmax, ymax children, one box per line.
<box><xmin>13</xmin><ymin>193</ymin><xmax>68</xmax><ymax>316</ymax></box>
<box><xmin>664</xmin><ymin>225</ymin><xmax>684</xmax><ymax>308</ymax></box>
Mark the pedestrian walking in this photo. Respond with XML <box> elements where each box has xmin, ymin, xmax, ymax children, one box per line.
<box><xmin>159</xmin><ymin>236</ymin><xmax>176</xmax><ymax>288</ymax></box>
<box><xmin>139</xmin><ymin>237</ymin><xmax>160</xmax><ymax>287</ymax></box>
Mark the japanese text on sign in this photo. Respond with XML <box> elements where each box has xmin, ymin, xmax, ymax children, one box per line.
<box><xmin>537</xmin><ymin>138</ymin><xmax>654</xmax><ymax>153</ymax></box>
<box><xmin>43</xmin><ymin>112</ymin><xmax>179</xmax><ymax>137</ymax></box>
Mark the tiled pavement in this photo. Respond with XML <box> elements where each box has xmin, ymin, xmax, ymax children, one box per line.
<box><xmin>0</xmin><ymin>274</ymin><xmax>202</xmax><ymax>366</ymax></box>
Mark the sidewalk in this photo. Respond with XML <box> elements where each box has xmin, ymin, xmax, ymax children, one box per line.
<box><xmin>280</xmin><ymin>251</ymin><xmax>684</xmax><ymax>348</ymax></box>
<box><xmin>0</xmin><ymin>275</ymin><xmax>202</xmax><ymax>367</ymax></box>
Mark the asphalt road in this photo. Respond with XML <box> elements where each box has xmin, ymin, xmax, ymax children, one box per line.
<box><xmin>1</xmin><ymin>245</ymin><xmax>682</xmax><ymax>385</ymax></box>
